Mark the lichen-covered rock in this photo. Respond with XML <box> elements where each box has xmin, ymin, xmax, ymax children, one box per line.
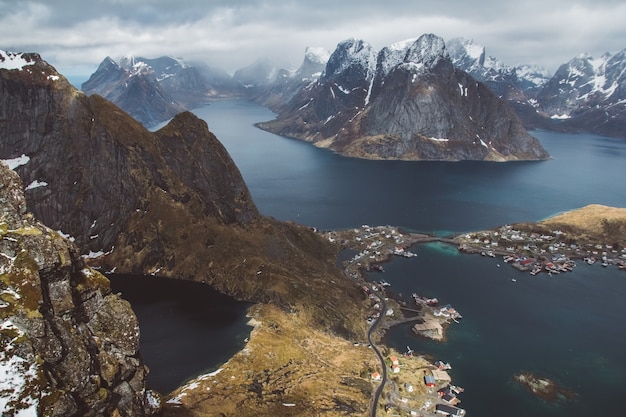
<box><xmin>0</xmin><ymin>163</ymin><xmax>159</xmax><ymax>416</ymax></box>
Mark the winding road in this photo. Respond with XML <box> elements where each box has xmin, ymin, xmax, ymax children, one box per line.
<box><xmin>367</xmin><ymin>289</ymin><xmax>388</xmax><ymax>417</ymax></box>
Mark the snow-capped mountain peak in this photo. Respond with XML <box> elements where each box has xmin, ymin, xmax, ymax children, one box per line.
<box><xmin>322</xmin><ymin>38</ymin><xmax>377</xmax><ymax>82</ymax></box>
<box><xmin>403</xmin><ymin>33</ymin><xmax>449</xmax><ymax>70</ymax></box>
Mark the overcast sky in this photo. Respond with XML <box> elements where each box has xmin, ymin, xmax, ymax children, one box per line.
<box><xmin>2</xmin><ymin>0</ymin><xmax>626</xmax><ymax>80</ymax></box>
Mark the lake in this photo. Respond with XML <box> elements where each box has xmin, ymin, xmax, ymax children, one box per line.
<box><xmin>108</xmin><ymin>275</ymin><xmax>252</xmax><ymax>394</ymax></box>
<box><xmin>149</xmin><ymin>99</ymin><xmax>626</xmax><ymax>415</ymax></box>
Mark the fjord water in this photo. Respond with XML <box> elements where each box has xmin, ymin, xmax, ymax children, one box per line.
<box><xmin>148</xmin><ymin>100</ymin><xmax>626</xmax><ymax>415</ymax></box>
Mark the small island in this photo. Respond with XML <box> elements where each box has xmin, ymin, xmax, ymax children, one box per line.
<box><xmin>513</xmin><ymin>372</ymin><xmax>576</xmax><ymax>402</ymax></box>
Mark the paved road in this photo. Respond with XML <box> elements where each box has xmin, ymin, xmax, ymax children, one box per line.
<box><xmin>368</xmin><ymin>289</ymin><xmax>387</xmax><ymax>417</ymax></box>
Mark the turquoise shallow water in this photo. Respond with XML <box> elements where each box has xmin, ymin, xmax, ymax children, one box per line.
<box><xmin>145</xmin><ymin>100</ymin><xmax>626</xmax><ymax>413</ymax></box>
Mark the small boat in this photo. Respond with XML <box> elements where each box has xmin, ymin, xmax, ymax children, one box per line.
<box><xmin>511</xmin><ymin>278</ymin><xmax>517</xmax><ymax>282</ymax></box>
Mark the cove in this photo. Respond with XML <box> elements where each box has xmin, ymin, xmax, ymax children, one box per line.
<box><xmin>108</xmin><ymin>275</ymin><xmax>252</xmax><ymax>394</ymax></box>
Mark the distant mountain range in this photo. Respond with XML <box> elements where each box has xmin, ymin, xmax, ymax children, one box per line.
<box><xmin>82</xmin><ymin>55</ymin><xmax>240</xmax><ymax>126</ymax></box>
<box><xmin>80</xmin><ymin>34</ymin><xmax>626</xmax><ymax>144</ymax></box>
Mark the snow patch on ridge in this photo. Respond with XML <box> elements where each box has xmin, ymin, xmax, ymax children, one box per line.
<box><xmin>0</xmin><ymin>50</ymin><xmax>36</xmax><ymax>71</ymax></box>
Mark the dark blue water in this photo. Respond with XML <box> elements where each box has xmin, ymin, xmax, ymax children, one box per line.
<box><xmin>108</xmin><ymin>275</ymin><xmax>252</xmax><ymax>394</ymax></box>
<box><xmin>184</xmin><ymin>100</ymin><xmax>626</xmax><ymax>417</ymax></box>
<box><xmin>192</xmin><ymin>100</ymin><xmax>626</xmax><ymax>235</ymax></box>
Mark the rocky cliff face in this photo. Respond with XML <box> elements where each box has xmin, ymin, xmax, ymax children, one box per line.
<box><xmin>0</xmin><ymin>161</ymin><xmax>158</xmax><ymax>416</ymax></box>
<box><xmin>0</xmin><ymin>52</ymin><xmax>366</xmax><ymax>341</ymax></box>
<box><xmin>82</xmin><ymin>56</ymin><xmax>239</xmax><ymax>127</ymax></box>
<box><xmin>257</xmin><ymin>34</ymin><xmax>549</xmax><ymax>161</ymax></box>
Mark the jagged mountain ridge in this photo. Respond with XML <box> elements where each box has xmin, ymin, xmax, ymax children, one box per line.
<box><xmin>257</xmin><ymin>34</ymin><xmax>550</xmax><ymax>161</ymax></box>
<box><xmin>447</xmin><ymin>37</ymin><xmax>551</xmax><ymax>97</ymax></box>
<box><xmin>534</xmin><ymin>51</ymin><xmax>626</xmax><ymax>137</ymax></box>
<box><xmin>82</xmin><ymin>55</ymin><xmax>239</xmax><ymax>127</ymax></box>
<box><xmin>0</xmin><ymin>51</ymin><xmax>366</xmax><ymax>341</ymax></box>
<box><xmin>446</xmin><ymin>38</ymin><xmax>626</xmax><ymax>138</ymax></box>
<box><xmin>0</xmin><ymin>160</ymin><xmax>158</xmax><ymax>416</ymax></box>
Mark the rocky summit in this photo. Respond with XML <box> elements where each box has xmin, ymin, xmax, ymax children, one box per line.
<box><xmin>0</xmin><ymin>161</ymin><xmax>158</xmax><ymax>416</ymax></box>
<box><xmin>257</xmin><ymin>34</ymin><xmax>550</xmax><ymax>161</ymax></box>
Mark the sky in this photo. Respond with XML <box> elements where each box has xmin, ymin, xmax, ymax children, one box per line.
<box><xmin>1</xmin><ymin>0</ymin><xmax>626</xmax><ymax>82</ymax></box>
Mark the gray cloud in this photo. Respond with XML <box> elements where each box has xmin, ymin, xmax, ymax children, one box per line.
<box><xmin>1</xmin><ymin>0</ymin><xmax>625</xmax><ymax>78</ymax></box>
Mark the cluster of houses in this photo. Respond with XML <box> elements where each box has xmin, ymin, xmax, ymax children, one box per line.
<box><xmin>459</xmin><ymin>224</ymin><xmax>626</xmax><ymax>274</ymax></box>
<box><xmin>372</xmin><ymin>353</ymin><xmax>467</xmax><ymax>417</ymax></box>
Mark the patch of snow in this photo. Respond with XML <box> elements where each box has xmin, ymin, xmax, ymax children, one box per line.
<box><xmin>335</xmin><ymin>83</ymin><xmax>351</xmax><ymax>94</ymax></box>
<box><xmin>458</xmin><ymin>83</ymin><xmax>468</xmax><ymax>97</ymax></box>
<box><xmin>329</xmin><ymin>85</ymin><xmax>336</xmax><ymax>99</ymax></box>
<box><xmin>47</xmin><ymin>75</ymin><xmax>59</xmax><ymax>81</ymax></box>
<box><xmin>89</xmin><ymin>234</ymin><xmax>99</xmax><ymax>240</ymax></box>
<box><xmin>0</xmin><ymin>320</ymin><xmax>40</xmax><ymax>415</ymax></box>
<box><xmin>400</xmin><ymin>62</ymin><xmax>425</xmax><ymax>73</ymax></box>
<box><xmin>364</xmin><ymin>76</ymin><xmax>374</xmax><ymax>105</ymax></box>
<box><xmin>146</xmin><ymin>390</ymin><xmax>161</xmax><ymax>410</ymax></box>
<box><xmin>24</xmin><ymin>180</ymin><xmax>48</xmax><ymax>191</ymax></box>
<box><xmin>550</xmin><ymin>114</ymin><xmax>571</xmax><ymax>120</ymax></box>
<box><xmin>298</xmin><ymin>98</ymin><xmax>313</xmax><ymax>111</ymax></box>
<box><xmin>464</xmin><ymin>42</ymin><xmax>484</xmax><ymax>60</ymax></box>
<box><xmin>207</xmin><ymin>368</ymin><xmax>223</xmax><ymax>377</ymax></box>
<box><xmin>56</xmin><ymin>230</ymin><xmax>76</xmax><ymax>242</ymax></box>
<box><xmin>0</xmin><ymin>50</ymin><xmax>36</xmax><ymax>71</ymax></box>
<box><xmin>82</xmin><ymin>250</ymin><xmax>105</xmax><ymax>259</ymax></box>
<box><xmin>389</xmin><ymin>38</ymin><xmax>418</xmax><ymax>52</ymax></box>
<box><xmin>1</xmin><ymin>154</ymin><xmax>30</xmax><ymax>170</ymax></box>
<box><xmin>480</xmin><ymin>139</ymin><xmax>489</xmax><ymax>148</ymax></box>
<box><xmin>429</xmin><ymin>137</ymin><xmax>449</xmax><ymax>142</ymax></box>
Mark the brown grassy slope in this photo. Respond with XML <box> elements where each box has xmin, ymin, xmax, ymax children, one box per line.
<box><xmin>162</xmin><ymin>304</ymin><xmax>379</xmax><ymax>417</ymax></box>
<box><xmin>540</xmin><ymin>204</ymin><xmax>626</xmax><ymax>245</ymax></box>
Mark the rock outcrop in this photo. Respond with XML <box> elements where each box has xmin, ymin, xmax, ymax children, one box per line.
<box><xmin>0</xmin><ymin>161</ymin><xmax>158</xmax><ymax>416</ymax></box>
<box><xmin>257</xmin><ymin>34</ymin><xmax>550</xmax><ymax>161</ymax></box>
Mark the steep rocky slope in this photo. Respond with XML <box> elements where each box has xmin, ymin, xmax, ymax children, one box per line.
<box><xmin>0</xmin><ymin>51</ymin><xmax>366</xmax><ymax>340</ymax></box>
<box><xmin>0</xmin><ymin>161</ymin><xmax>158</xmax><ymax>416</ymax></box>
<box><xmin>257</xmin><ymin>34</ymin><xmax>549</xmax><ymax>161</ymax></box>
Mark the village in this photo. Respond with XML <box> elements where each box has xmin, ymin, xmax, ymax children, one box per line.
<box><xmin>319</xmin><ymin>217</ymin><xmax>626</xmax><ymax>416</ymax></box>
<box><xmin>324</xmin><ymin>225</ymin><xmax>466</xmax><ymax>416</ymax></box>
<box><xmin>456</xmin><ymin>224</ymin><xmax>626</xmax><ymax>276</ymax></box>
